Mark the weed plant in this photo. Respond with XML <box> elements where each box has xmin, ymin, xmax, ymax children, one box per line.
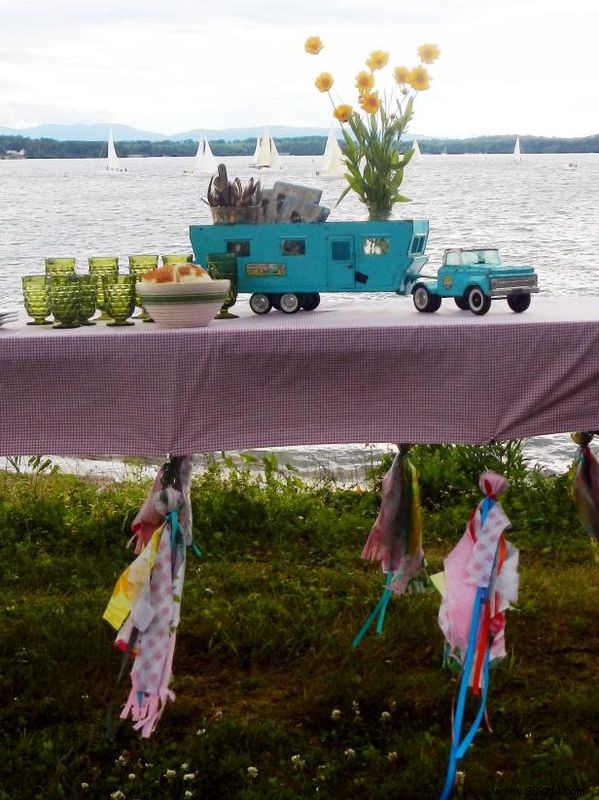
<box><xmin>0</xmin><ymin>444</ymin><xmax>598</xmax><ymax>799</ymax></box>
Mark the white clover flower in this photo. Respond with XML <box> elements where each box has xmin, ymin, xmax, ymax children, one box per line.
<box><xmin>185</xmin><ymin>792</ymin><xmax>194</xmax><ymax>799</ymax></box>
<box><xmin>380</xmin><ymin>711</ymin><xmax>391</xmax><ymax>722</ymax></box>
<box><xmin>247</xmin><ymin>766</ymin><xmax>258</xmax><ymax>778</ymax></box>
<box><xmin>330</xmin><ymin>708</ymin><xmax>342</xmax><ymax>721</ymax></box>
<box><xmin>196</xmin><ymin>728</ymin><xmax>206</xmax><ymax>736</ymax></box>
<box><xmin>344</xmin><ymin>748</ymin><xmax>356</xmax><ymax>759</ymax></box>
<box><xmin>164</xmin><ymin>768</ymin><xmax>177</xmax><ymax>779</ymax></box>
<box><xmin>110</xmin><ymin>792</ymin><xmax>126</xmax><ymax>800</ymax></box>
<box><xmin>128</xmin><ymin>772</ymin><xmax>136</xmax><ymax>780</ymax></box>
<box><xmin>180</xmin><ymin>762</ymin><xmax>189</xmax><ymax>770</ymax></box>
<box><xmin>80</xmin><ymin>783</ymin><xmax>89</xmax><ymax>791</ymax></box>
<box><xmin>456</xmin><ymin>770</ymin><xmax>466</xmax><ymax>785</ymax></box>
<box><xmin>183</xmin><ymin>773</ymin><xmax>196</xmax><ymax>782</ymax></box>
<box><xmin>291</xmin><ymin>754</ymin><xmax>305</xmax><ymax>770</ymax></box>
<box><xmin>387</xmin><ymin>750</ymin><xmax>398</xmax><ymax>762</ymax></box>
<box><xmin>351</xmin><ymin>701</ymin><xmax>360</xmax><ymax>713</ymax></box>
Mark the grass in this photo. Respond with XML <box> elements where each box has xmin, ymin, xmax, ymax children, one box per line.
<box><xmin>0</xmin><ymin>444</ymin><xmax>598</xmax><ymax>799</ymax></box>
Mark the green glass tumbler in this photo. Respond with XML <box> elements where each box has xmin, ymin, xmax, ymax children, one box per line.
<box><xmin>206</xmin><ymin>252</ymin><xmax>238</xmax><ymax>319</ymax></box>
<box><xmin>45</xmin><ymin>257</ymin><xmax>76</xmax><ymax>277</ymax></box>
<box><xmin>104</xmin><ymin>275</ymin><xmax>136</xmax><ymax>326</ymax></box>
<box><xmin>74</xmin><ymin>275</ymin><xmax>97</xmax><ymax>325</ymax></box>
<box><xmin>89</xmin><ymin>263</ymin><xmax>118</xmax><ymax>320</ymax></box>
<box><xmin>161</xmin><ymin>253</ymin><xmax>193</xmax><ymax>266</ymax></box>
<box><xmin>49</xmin><ymin>279</ymin><xmax>80</xmax><ymax>329</ymax></box>
<box><xmin>22</xmin><ymin>274</ymin><xmax>52</xmax><ymax>325</ymax></box>
<box><xmin>128</xmin><ymin>254</ymin><xmax>159</xmax><ymax>321</ymax></box>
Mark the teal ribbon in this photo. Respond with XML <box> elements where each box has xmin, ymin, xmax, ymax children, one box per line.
<box><xmin>352</xmin><ymin>572</ymin><xmax>395</xmax><ymax>648</ymax></box>
<box><xmin>166</xmin><ymin>509</ymin><xmax>202</xmax><ymax>560</ymax></box>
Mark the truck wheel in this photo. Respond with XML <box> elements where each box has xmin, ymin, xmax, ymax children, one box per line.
<box><xmin>300</xmin><ymin>293</ymin><xmax>321</xmax><ymax>311</ymax></box>
<box><xmin>507</xmin><ymin>293</ymin><xmax>531</xmax><ymax>313</ymax></box>
<box><xmin>413</xmin><ymin>284</ymin><xmax>441</xmax><ymax>313</ymax></box>
<box><xmin>466</xmin><ymin>286</ymin><xmax>491</xmax><ymax>316</ymax></box>
<box><xmin>279</xmin><ymin>293</ymin><xmax>300</xmax><ymax>314</ymax></box>
<box><xmin>454</xmin><ymin>297</ymin><xmax>469</xmax><ymax>310</ymax></box>
<box><xmin>249</xmin><ymin>293</ymin><xmax>272</xmax><ymax>315</ymax></box>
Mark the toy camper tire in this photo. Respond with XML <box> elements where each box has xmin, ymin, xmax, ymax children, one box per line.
<box><xmin>454</xmin><ymin>296</ymin><xmax>469</xmax><ymax>310</ymax></box>
<box><xmin>279</xmin><ymin>293</ymin><xmax>301</xmax><ymax>314</ymax></box>
<box><xmin>300</xmin><ymin>293</ymin><xmax>320</xmax><ymax>311</ymax></box>
<box><xmin>249</xmin><ymin>293</ymin><xmax>272</xmax><ymax>315</ymax></box>
<box><xmin>466</xmin><ymin>286</ymin><xmax>491</xmax><ymax>316</ymax></box>
<box><xmin>413</xmin><ymin>284</ymin><xmax>441</xmax><ymax>313</ymax></box>
<box><xmin>507</xmin><ymin>293</ymin><xmax>531</xmax><ymax>313</ymax></box>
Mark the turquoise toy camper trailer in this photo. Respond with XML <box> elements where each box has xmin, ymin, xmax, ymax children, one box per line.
<box><xmin>188</xmin><ymin>222</ymin><xmax>538</xmax><ymax>316</ymax></box>
<box><xmin>412</xmin><ymin>247</ymin><xmax>539</xmax><ymax>315</ymax></box>
<box><xmin>189</xmin><ymin>220</ymin><xmax>429</xmax><ymax>314</ymax></box>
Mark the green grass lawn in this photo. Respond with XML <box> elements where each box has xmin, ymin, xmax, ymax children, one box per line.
<box><xmin>0</xmin><ymin>445</ymin><xmax>598</xmax><ymax>799</ymax></box>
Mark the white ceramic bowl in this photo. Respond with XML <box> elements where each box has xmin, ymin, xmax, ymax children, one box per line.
<box><xmin>137</xmin><ymin>279</ymin><xmax>230</xmax><ymax>328</ymax></box>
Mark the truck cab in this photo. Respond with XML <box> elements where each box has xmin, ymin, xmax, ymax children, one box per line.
<box><xmin>412</xmin><ymin>247</ymin><xmax>539</xmax><ymax>315</ymax></box>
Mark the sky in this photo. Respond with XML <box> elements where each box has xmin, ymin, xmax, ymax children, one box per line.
<box><xmin>1</xmin><ymin>0</ymin><xmax>597</xmax><ymax>139</ymax></box>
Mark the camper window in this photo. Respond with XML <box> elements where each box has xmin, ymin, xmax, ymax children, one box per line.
<box><xmin>280</xmin><ymin>239</ymin><xmax>306</xmax><ymax>256</ymax></box>
<box><xmin>410</xmin><ymin>235</ymin><xmax>426</xmax><ymax>254</ymax></box>
<box><xmin>362</xmin><ymin>237</ymin><xmax>390</xmax><ymax>256</ymax></box>
<box><xmin>226</xmin><ymin>240</ymin><xmax>250</xmax><ymax>257</ymax></box>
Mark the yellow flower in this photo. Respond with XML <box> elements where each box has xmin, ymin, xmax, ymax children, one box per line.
<box><xmin>314</xmin><ymin>72</ymin><xmax>334</xmax><ymax>92</ymax></box>
<box><xmin>355</xmin><ymin>70</ymin><xmax>375</xmax><ymax>95</ymax></box>
<box><xmin>393</xmin><ymin>66</ymin><xmax>411</xmax><ymax>85</ymax></box>
<box><xmin>417</xmin><ymin>43</ymin><xmax>440</xmax><ymax>64</ymax></box>
<box><xmin>359</xmin><ymin>91</ymin><xmax>381</xmax><ymax>114</ymax></box>
<box><xmin>408</xmin><ymin>65</ymin><xmax>431</xmax><ymax>91</ymax></box>
<box><xmin>333</xmin><ymin>104</ymin><xmax>353</xmax><ymax>123</ymax></box>
<box><xmin>305</xmin><ymin>36</ymin><xmax>324</xmax><ymax>55</ymax></box>
<box><xmin>366</xmin><ymin>50</ymin><xmax>389</xmax><ymax>71</ymax></box>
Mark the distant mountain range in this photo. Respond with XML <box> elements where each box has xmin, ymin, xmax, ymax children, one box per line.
<box><xmin>0</xmin><ymin>123</ymin><xmax>350</xmax><ymax>142</ymax></box>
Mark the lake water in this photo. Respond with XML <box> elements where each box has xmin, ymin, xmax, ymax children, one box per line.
<box><xmin>1</xmin><ymin>152</ymin><xmax>598</xmax><ymax>479</ymax></box>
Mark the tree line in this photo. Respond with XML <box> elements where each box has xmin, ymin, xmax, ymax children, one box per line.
<box><xmin>1</xmin><ymin>133</ymin><xmax>598</xmax><ymax>159</ymax></box>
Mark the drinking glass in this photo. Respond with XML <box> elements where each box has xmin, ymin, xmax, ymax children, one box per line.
<box><xmin>89</xmin><ymin>258</ymin><xmax>119</xmax><ymax>320</ymax></box>
<box><xmin>74</xmin><ymin>275</ymin><xmax>97</xmax><ymax>325</ymax></box>
<box><xmin>48</xmin><ymin>278</ymin><xmax>80</xmax><ymax>329</ymax></box>
<box><xmin>161</xmin><ymin>253</ymin><xmax>193</xmax><ymax>266</ymax></box>
<box><xmin>22</xmin><ymin>275</ymin><xmax>52</xmax><ymax>325</ymax></box>
<box><xmin>45</xmin><ymin>257</ymin><xmax>76</xmax><ymax>277</ymax></box>
<box><xmin>104</xmin><ymin>275</ymin><xmax>136</xmax><ymax>326</ymax></box>
<box><xmin>128</xmin><ymin>254</ymin><xmax>158</xmax><ymax>321</ymax></box>
<box><xmin>206</xmin><ymin>253</ymin><xmax>238</xmax><ymax>318</ymax></box>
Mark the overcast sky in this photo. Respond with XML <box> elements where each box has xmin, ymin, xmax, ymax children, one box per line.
<box><xmin>1</xmin><ymin>0</ymin><xmax>597</xmax><ymax>138</ymax></box>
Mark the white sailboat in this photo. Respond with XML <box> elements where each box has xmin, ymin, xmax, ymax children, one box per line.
<box><xmin>184</xmin><ymin>132</ymin><xmax>217</xmax><ymax>175</ymax></box>
<box><xmin>316</xmin><ymin>128</ymin><xmax>345</xmax><ymax>178</ymax></box>
<box><xmin>411</xmin><ymin>139</ymin><xmax>422</xmax><ymax>160</ymax></box>
<box><xmin>105</xmin><ymin>127</ymin><xmax>126</xmax><ymax>172</ymax></box>
<box><xmin>513</xmin><ymin>136</ymin><xmax>522</xmax><ymax>161</ymax></box>
<box><xmin>250</xmin><ymin>128</ymin><xmax>281</xmax><ymax>170</ymax></box>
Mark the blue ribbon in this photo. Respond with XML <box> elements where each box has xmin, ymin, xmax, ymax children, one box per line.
<box><xmin>439</xmin><ymin>497</ymin><xmax>495</xmax><ymax>800</ymax></box>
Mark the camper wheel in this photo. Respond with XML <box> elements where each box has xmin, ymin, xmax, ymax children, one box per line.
<box><xmin>300</xmin><ymin>293</ymin><xmax>320</xmax><ymax>311</ymax></box>
<box><xmin>279</xmin><ymin>293</ymin><xmax>301</xmax><ymax>314</ymax></box>
<box><xmin>249</xmin><ymin>293</ymin><xmax>272</xmax><ymax>315</ymax></box>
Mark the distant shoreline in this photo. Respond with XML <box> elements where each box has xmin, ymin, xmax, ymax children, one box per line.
<box><xmin>2</xmin><ymin>132</ymin><xmax>598</xmax><ymax>160</ymax></box>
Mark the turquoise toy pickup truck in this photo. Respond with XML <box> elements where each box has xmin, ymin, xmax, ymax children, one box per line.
<box><xmin>412</xmin><ymin>247</ymin><xmax>539</xmax><ymax>315</ymax></box>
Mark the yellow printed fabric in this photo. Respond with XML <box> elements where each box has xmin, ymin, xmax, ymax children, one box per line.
<box><xmin>103</xmin><ymin>526</ymin><xmax>163</xmax><ymax>630</ymax></box>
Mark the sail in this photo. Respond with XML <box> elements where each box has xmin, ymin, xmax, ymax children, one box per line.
<box><xmin>318</xmin><ymin>128</ymin><xmax>345</xmax><ymax>177</ymax></box>
<box><xmin>513</xmin><ymin>136</ymin><xmax>522</xmax><ymax>161</ymax></box>
<box><xmin>193</xmin><ymin>133</ymin><xmax>217</xmax><ymax>174</ymax></box>
<box><xmin>255</xmin><ymin>128</ymin><xmax>281</xmax><ymax>169</ymax></box>
<box><xmin>412</xmin><ymin>139</ymin><xmax>422</xmax><ymax>160</ymax></box>
<box><xmin>106</xmin><ymin>127</ymin><xmax>123</xmax><ymax>172</ymax></box>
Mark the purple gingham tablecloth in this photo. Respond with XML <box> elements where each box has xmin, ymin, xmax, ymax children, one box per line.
<box><xmin>1</xmin><ymin>295</ymin><xmax>599</xmax><ymax>458</ymax></box>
